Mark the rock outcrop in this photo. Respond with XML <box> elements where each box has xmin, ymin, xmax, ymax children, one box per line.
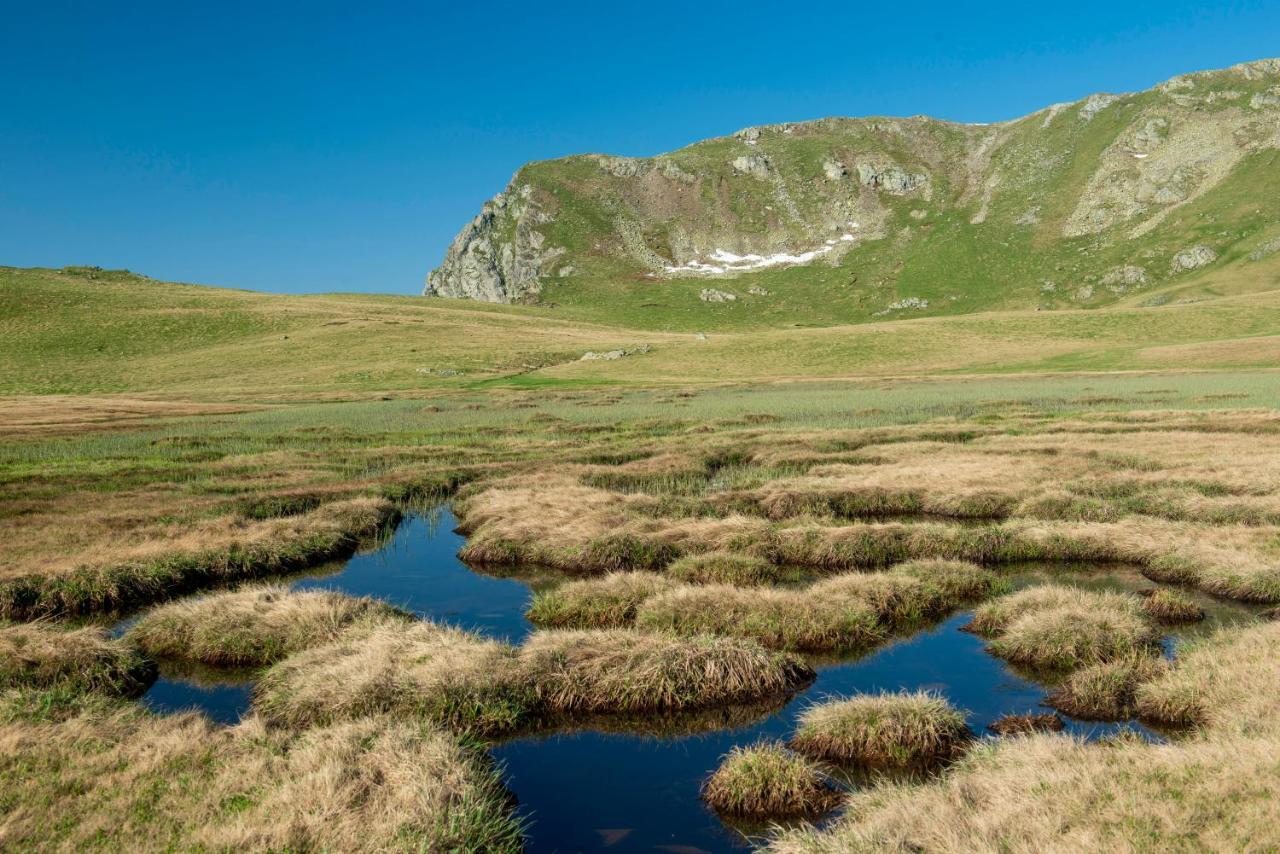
<box><xmin>425</xmin><ymin>59</ymin><xmax>1280</xmax><ymax>306</ymax></box>
<box><xmin>423</xmin><ymin>184</ymin><xmax>562</xmax><ymax>302</ymax></box>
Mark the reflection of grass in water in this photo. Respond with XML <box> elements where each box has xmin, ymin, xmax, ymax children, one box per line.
<box><xmin>153</xmin><ymin>656</ymin><xmax>261</xmax><ymax>690</ymax></box>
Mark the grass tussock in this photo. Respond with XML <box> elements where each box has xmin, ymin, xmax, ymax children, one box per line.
<box><xmin>809</xmin><ymin>573</ymin><xmax>948</xmax><ymax>627</ymax></box>
<box><xmin>988</xmin><ymin>713</ymin><xmax>1065</xmax><ymax>736</ymax></box>
<box><xmin>701</xmin><ymin>741</ymin><xmax>841</xmax><ymax>818</ymax></box>
<box><xmin>520</xmin><ymin>629</ymin><xmax>813</xmax><ymax>714</ymax></box>
<box><xmin>0</xmin><ymin>498</ymin><xmax>398</xmax><ymax>620</ymax></box>
<box><xmin>1135</xmin><ymin>622</ymin><xmax>1280</xmax><ymax>730</ymax></box>
<box><xmin>666</xmin><ymin>552</ymin><xmax>781</xmax><ymax>585</ymax></box>
<box><xmin>635</xmin><ymin>585</ymin><xmax>885</xmax><ymax>651</ymax></box>
<box><xmin>127</xmin><ymin>584</ymin><xmax>411</xmax><ymax>666</ymax></box>
<box><xmin>769</xmin><ymin>729</ymin><xmax>1280</xmax><ymax>853</ymax></box>
<box><xmin>988</xmin><ymin>605</ymin><xmax>1160</xmax><ymax>671</ymax></box>
<box><xmin>254</xmin><ymin>620</ymin><xmax>532</xmax><ymax>735</ymax></box>
<box><xmin>789</xmin><ymin>691</ymin><xmax>971</xmax><ymax>767</ymax></box>
<box><xmin>0</xmin><ymin>623</ymin><xmax>155</xmax><ymax>696</ymax></box>
<box><xmin>1047</xmin><ymin>654</ymin><xmax>1170</xmax><ymax>720</ymax></box>
<box><xmin>966</xmin><ymin>586</ymin><xmax>1145</xmax><ymax>638</ymax></box>
<box><xmin>892</xmin><ymin>559</ymin><xmax>1008</xmax><ymax>601</ymax></box>
<box><xmin>0</xmin><ymin>697</ymin><xmax>522</xmax><ymax>852</ymax></box>
<box><xmin>1139</xmin><ymin>587</ymin><xmax>1206</xmax><ymax>623</ymax></box>
<box><xmin>526</xmin><ymin>572</ymin><xmax>676</xmax><ymax>628</ymax></box>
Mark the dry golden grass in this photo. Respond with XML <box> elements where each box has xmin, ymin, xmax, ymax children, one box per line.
<box><xmin>772</xmin><ymin>623</ymin><xmax>1280</xmax><ymax>853</ymax></box>
<box><xmin>128</xmin><ymin>584</ymin><xmax>412</xmax><ymax>665</ymax></box>
<box><xmin>1047</xmin><ymin>655</ymin><xmax>1170</xmax><ymax>720</ymax></box>
<box><xmin>789</xmin><ymin>691</ymin><xmax>971</xmax><ymax>767</ymax></box>
<box><xmin>0</xmin><ymin>697</ymin><xmax>522</xmax><ymax>851</ymax></box>
<box><xmin>967</xmin><ymin>586</ymin><xmax>1144</xmax><ymax>638</ymax></box>
<box><xmin>1136</xmin><ymin>622</ymin><xmax>1280</xmax><ymax>730</ymax></box>
<box><xmin>666</xmin><ymin>551</ymin><xmax>781</xmax><ymax>585</ymax></box>
<box><xmin>253</xmin><ymin>620</ymin><xmax>532</xmax><ymax>735</ymax></box>
<box><xmin>1138</xmin><ymin>587</ymin><xmax>1205</xmax><ymax>623</ymax></box>
<box><xmin>701</xmin><ymin>741</ymin><xmax>841</xmax><ymax>818</ymax></box>
<box><xmin>519</xmin><ymin>629</ymin><xmax>813</xmax><ymax>714</ymax></box>
<box><xmin>0</xmin><ymin>497</ymin><xmax>398</xmax><ymax>618</ymax></box>
<box><xmin>525</xmin><ymin>572</ymin><xmax>676</xmax><ymax>628</ymax></box>
<box><xmin>451</xmin><ymin>424</ymin><xmax>1280</xmax><ymax>605</ymax></box>
<box><xmin>770</xmin><ymin>731</ymin><xmax>1280</xmax><ymax>853</ymax></box>
<box><xmin>0</xmin><ymin>624</ymin><xmax>155</xmax><ymax>696</ymax></box>
<box><xmin>0</xmin><ymin>395</ymin><xmax>261</xmax><ymax>438</ymax></box>
<box><xmin>989</xmin><ymin>606</ymin><xmax>1161</xmax><ymax>671</ymax></box>
<box><xmin>635</xmin><ymin>585</ymin><xmax>885</xmax><ymax>651</ymax></box>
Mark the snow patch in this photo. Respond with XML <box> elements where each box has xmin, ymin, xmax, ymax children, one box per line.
<box><xmin>663</xmin><ymin>229</ymin><xmax>860</xmax><ymax>276</ymax></box>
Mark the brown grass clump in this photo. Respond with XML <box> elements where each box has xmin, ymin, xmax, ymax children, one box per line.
<box><xmin>701</xmin><ymin>741</ymin><xmax>842</xmax><ymax>818</ymax></box>
<box><xmin>520</xmin><ymin>629</ymin><xmax>813</xmax><ymax>714</ymax></box>
<box><xmin>769</xmin><ymin>730</ymin><xmax>1280</xmax><ymax>853</ymax></box>
<box><xmin>1138</xmin><ymin>588</ymin><xmax>1206</xmax><ymax>623</ymax></box>
<box><xmin>966</xmin><ymin>586</ymin><xmax>1136</xmax><ymax>637</ymax></box>
<box><xmin>988</xmin><ymin>713</ymin><xmax>1065</xmax><ymax>736</ymax></box>
<box><xmin>525</xmin><ymin>572</ymin><xmax>675</xmax><ymax>628</ymax></box>
<box><xmin>253</xmin><ymin>620</ymin><xmax>533</xmax><ymax>735</ymax></box>
<box><xmin>809</xmin><ymin>572</ymin><xmax>948</xmax><ymax>626</ymax></box>
<box><xmin>127</xmin><ymin>584</ymin><xmax>411</xmax><ymax>665</ymax></box>
<box><xmin>635</xmin><ymin>585</ymin><xmax>885</xmax><ymax>651</ymax></box>
<box><xmin>892</xmin><ymin>559</ymin><xmax>1008</xmax><ymax>601</ymax></box>
<box><xmin>0</xmin><ymin>623</ymin><xmax>156</xmax><ymax>696</ymax></box>
<box><xmin>988</xmin><ymin>605</ymin><xmax>1161</xmax><ymax>671</ymax></box>
<box><xmin>790</xmin><ymin>691</ymin><xmax>971</xmax><ymax>767</ymax></box>
<box><xmin>1047</xmin><ymin>654</ymin><xmax>1169</xmax><ymax>720</ymax></box>
<box><xmin>0</xmin><ymin>497</ymin><xmax>398</xmax><ymax>619</ymax></box>
<box><xmin>666</xmin><ymin>552</ymin><xmax>780</xmax><ymax>585</ymax></box>
<box><xmin>1136</xmin><ymin>622</ymin><xmax>1280</xmax><ymax>730</ymax></box>
<box><xmin>0</xmin><ymin>699</ymin><xmax>522</xmax><ymax>852</ymax></box>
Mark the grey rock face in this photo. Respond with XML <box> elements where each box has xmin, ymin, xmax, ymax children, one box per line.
<box><xmin>423</xmin><ymin>184</ymin><xmax>559</xmax><ymax>303</ymax></box>
<box><xmin>856</xmin><ymin>162</ymin><xmax>927</xmax><ymax>194</ymax></box>
<box><xmin>595</xmin><ymin>156</ymin><xmax>648</xmax><ymax>177</ymax></box>
<box><xmin>1170</xmin><ymin>245</ymin><xmax>1218</xmax><ymax>273</ymax></box>
<box><xmin>1100</xmin><ymin>265</ymin><xmax>1149</xmax><ymax>291</ymax></box>
<box><xmin>731</xmin><ymin>154</ymin><xmax>772</xmax><ymax>177</ymax></box>
<box><xmin>1080</xmin><ymin>93</ymin><xmax>1121</xmax><ymax>121</ymax></box>
<box><xmin>699</xmin><ymin>288</ymin><xmax>737</xmax><ymax>303</ymax></box>
<box><xmin>822</xmin><ymin>159</ymin><xmax>847</xmax><ymax>180</ymax></box>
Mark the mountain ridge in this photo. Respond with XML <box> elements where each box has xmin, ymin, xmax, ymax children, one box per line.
<box><xmin>424</xmin><ymin>59</ymin><xmax>1280</xmax><ymax>331</ymax></box>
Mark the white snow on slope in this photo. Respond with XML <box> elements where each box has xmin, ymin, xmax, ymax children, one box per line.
<box><xmin>663</xmin><ymin>226</ymin><xmax>860</xmax><ymax>276</ymax></box>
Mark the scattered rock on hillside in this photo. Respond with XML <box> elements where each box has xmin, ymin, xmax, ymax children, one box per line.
<box><xmin>857</xmin><ymin>162</ymin><xmax>927</xmax><ymax>194</ymax></box>
<box><xmin>1252</xmin><ymin>89</ymin><xmax>1280</xmax><ymax>109</ymax></box>
<box><xmin>1100</xmin><ymin>265</ymin><xmax>1149</xmax><ymax>291</ymax></box>
<box><xmin>699</xmin><ymin>288</ymin><xmax>738</xmax><ymax>303</ymax></box>
<box><xmin>595</xmin><ymin>156</ymin><xmax>648</xmax><ymax>178</ymax></box>
<box><xmin>579</xmin><ymin>344</ymin><xmax>652</xmax><ymax>361</ymax></box>
<box><xmin>1080</xmin><ymin>93</ymin><xmax>1121</xmax><ymax>121</ymax></box>
<box><xmin>1250</xmin><ymin>237</ymin><xmax>1280</xmax><ymax>261</ymax></box>
<box><xmin>822</xmin><ymin>159</ymin><xmax>847</xmax><ymax>180</ymax></box>
<box><xmin>1170</xmin><ymin>245</ymin><xmax>1218</xmax><ymax>274</ymax></box>
<box><xmin>731</xmin><ymin>154</ymin><xmax>771</xmax><ymax>177</ymax></box>
<box><xmin>747</xmin><ymin>286</ymin><xmax>771</xmax><ymax>296</ymax></box>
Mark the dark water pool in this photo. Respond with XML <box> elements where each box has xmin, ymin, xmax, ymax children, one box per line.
<box><xmin>121</xmin><ymin>509</ymin><xmax>1260</xmax><ymax>852</ymax></box>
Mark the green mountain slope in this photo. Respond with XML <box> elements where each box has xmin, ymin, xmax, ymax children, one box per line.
<box><xmin>425</xmin><ymin>58</ymin><xmax>1280</xmax><ymax>331</ymax></box>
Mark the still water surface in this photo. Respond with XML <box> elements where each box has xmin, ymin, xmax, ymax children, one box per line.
<box><xmin>121</xmin><ymin>510</ymin><xmax>1258</xmax><ymax>853</ymax></box>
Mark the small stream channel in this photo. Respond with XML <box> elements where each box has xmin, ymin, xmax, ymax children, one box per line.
<box><xmin>112</xmin><ymin>510</ymin><xmax>1263</xmax><ymax>853</ymax></box>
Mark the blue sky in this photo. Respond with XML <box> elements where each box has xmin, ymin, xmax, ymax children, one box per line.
<box><xmin>2</xmin><ymin>1</ymin><xmax>1278</xmax><ymax>295</ymax></box>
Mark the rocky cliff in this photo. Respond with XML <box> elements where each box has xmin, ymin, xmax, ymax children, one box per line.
<box><xmin>425</xmin><ymin>59</ymin><xmax>1280</xmax><ymax>323</ymax></box>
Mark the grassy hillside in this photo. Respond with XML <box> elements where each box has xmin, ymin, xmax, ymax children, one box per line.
<box><xmin>3</xmin><ymin>263</ymin><xmax>1279</xmax><ymax>398</ymax></box>
<box><xmin>428</xmin><ymin>59</ymin><xmax>1280</xmax><ymax>332</ymax></box>
<box><xmin>0</xmin><ymin>266</ymin><xmax>661</xmax><ymax>397</ymax></box>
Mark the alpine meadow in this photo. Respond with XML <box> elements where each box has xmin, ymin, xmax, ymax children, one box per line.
<box><xmin>4</xmin><ymin>46</ymin><xmax>1280</xmax><ymax>854</ymax></box>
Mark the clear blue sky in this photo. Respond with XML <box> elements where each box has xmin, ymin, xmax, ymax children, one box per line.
<box><xmin>2</xmin><ymin>1</ymin><xmax>1277</xmax><ymax>295</ymax></box>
